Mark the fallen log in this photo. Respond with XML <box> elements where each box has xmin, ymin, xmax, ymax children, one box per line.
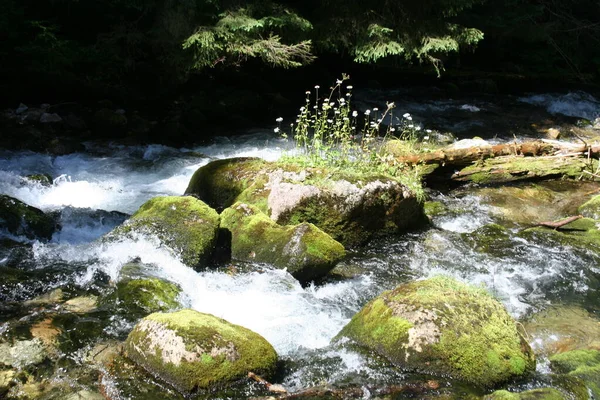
<box><xmin>534</xmin><ymin>215</ymin><xmax>583</xmax><ymax>230</ymax></box>
<box><xmin>390</xmin><ymin>139</ymin><xmax>600</xmax><ymax>166</ymax></box>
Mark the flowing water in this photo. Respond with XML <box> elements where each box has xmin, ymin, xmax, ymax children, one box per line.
<box><xmin>1</xmin><ymin>92</ymin><xmax>600</xmax><ymax>399</ymax></box>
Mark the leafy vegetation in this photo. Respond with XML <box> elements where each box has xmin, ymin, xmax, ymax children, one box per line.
<box><xmin>278</xmin><ymin>75</ymin><xmax>428</xmax><ymax>200</ymax></box>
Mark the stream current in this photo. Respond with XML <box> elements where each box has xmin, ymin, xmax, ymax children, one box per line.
<box><xmin>1</xmin><ymin>91</ymin><xmax>600</xmax><ymax>399</ymax></box>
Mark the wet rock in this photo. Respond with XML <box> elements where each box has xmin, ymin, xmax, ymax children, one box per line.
<box><xmin>550</xmin><ymin>349</ymin><xmax>600</xmax><ymax>398</ymax></box>
<box><xmin>520</xmin><ymin>217</ymin><xmax>600</xmax><ymax>254</ymax></box>
<box><xmin>63</xmin><ymin>113</ymin><xmax>87</xmax><ymax>130</ymax></box>
<box><xmin>0</xmin><ymin>369</ymin><xmax>16</xmax><ymax>396</ymax></box>
<box><xmin>0</xmin><ymin>195</ymin><xmax>57</xmax><ymax>241</ymax></box>
<box><xmin>186</xmin><ymin>158</ymin><xmax>426</xmax><ymax>247</ymax></box>
<box><xmin>523</xmin><ymin>305</ymin><xmax>600</xmax><ymax>357</ymax></box>
<box><xmin>0</xmin><ymin>339</ymin><xmax>46</xmax><ymax>368</ymax></box>
<box><xmin>39</xmin><ymin>113</ymin><xmax>62</xmax><ymax>124</ymax></box>
<box><xmin>125</xmin><ymin>309</ymin><xmax>278</xmax><ymax>394</ymax></box>
<box><xmin>93</xmin><ymin>108</ymin><xmax>127</xmax><ymax>135</ymax></box>
<box><xmin>16</xmin><ymin>103</ymin><xmax>28</xmax><ymax>114</ymax></box>
<box><xmin>221</xmin><ymin>202</ymin><xmax>345</xmax><ymax>283</ymax></box>
<box><xmin>30</xmin><ymin>318</ymin><xmax>62</xmax><ymax>349</ymax></box>
<box><xmin>107</xmin><ymin>196</ymin><xmax>219</xmax><ymax>268</ymax></box>
<box><xmin>462</xmin><ymin>224</ymin><xmax>514</xmax><ymax>257</ymax></box>
<box><xmin>484</xmin><ymin>388</ymin><xmax>566</xmax><ymax>400</ymax></box>
<box><xmin>335</xmin><ymin>276</ymin><xmax>535</xmax><ymax>388</ymax></box>
<box><xmin>84</xmin><ymin>341</ymin><xmax>122</xmax><ymax>367</ymax></box>
<box><xmin>63</xmin><ymin>390</ymin><xmax>105</xmax><ymax>400</ymax></box>
<box><xmin>23</xmin><ymin>288</ymin><xmax>64</xmax><ymax>306</ymax></box>
<box><xmin>24</xmin><ymin>174</ymin><xmax>53</xmax><ymax>187</ymax></box>
<box><xmin>110</xmin><ymin>277</ymin><xmax>181</xmax><ymax>319</ymax></box>
<box><xmin>578</xmin><ymin>194</ymin><xmax>600</xmax><ymax>220</ymax></box>
<box><xmin>63</xmin><ymin>295</ymin><xmax>98</xmax><ymax>313</ymax></box>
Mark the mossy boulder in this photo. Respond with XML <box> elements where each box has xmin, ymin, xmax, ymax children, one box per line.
<box><xmin>550</xmin><ymin>349</ymin><xmax>600</xmax><ymax>398</ymax></box>
<box><xmin>24</xmin><ymin>173</ymin><xmax>53</xmax><ymax>186</ymax></box>
<box><xmin>185</xmin><ymin>158</ymin><xmax>271</xmax><ymax>211</ymax></box>
<box><xmin>0</xmin><ymin>195</ymin><xmax>56</xmax><ymax>240</ymax></box>
<box><xmin>112</xmin><ymin>277</ymin><xmax>181</xmax><ymax>318</ymax></box>
<box><xmin>125</xmin><ymin>309</ymin><xmax>277</xmax><ymax>394</ymax></box>
<box><xmin>578</xmin><ymin>194</ymin><xmax>600</xmax><ymax>220</ymax></box>
<box><xmin>462</xmin><ymin>224</ymin><xmax>514</xmax><ymax>257</ymax></box>
<box><xmin>108</xmin><ymin>196</ymin><xmax>219</xmax><ymax>267</ymax></box>
<box><xmin>221</xmin><ymin>202</ymin><xmax>345</xmax><ymax>283</ymax></box>
<box><xmin>334</xmin><ymin>276</ymin><xmax>535</xmax><ymax>388</ymax></box>
<box><xmin>484</xmin><ymin>388</ymin><xmax>567</xmax><ymax>400</ymax></box>
<box><xmin>186</xmin><ymin>158</ymin><xmax>426</xmax><ymax>247</ymax></box>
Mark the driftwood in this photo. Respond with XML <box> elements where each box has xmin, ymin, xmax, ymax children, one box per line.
<box><xmin>534</xmin><ymin>215</ymin><xmax>583</xmax><ymax>230</ymax></box>
<box><xmin>396</xmin><ymin>139</ymin><xmax>600</xmax><ymax>166</ymax></box>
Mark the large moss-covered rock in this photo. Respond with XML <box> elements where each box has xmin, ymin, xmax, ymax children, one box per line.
<box><xmin>221</xmin><ymin>202</ymin><xmax>345</xmax><ymax>283</ymax></box>
<box><xmin>186</xmin><ymin>158</ymin><xmax>426</xmax><ymax>247</ymax></box>
<box><xmin>108</xmin><ymin>196</ymin><xmax>219</xmax><ymax>267</ymax></box>
<box><xmin>335</xmin><ymin>276</ymin><xmax>535</xmax><ymax>388</ymax></box>
<box><xmin>0</xmin><ymin>195</ymin><xmax>56</xmax><ymax>240</ymax></box>
<box><xmin>125</xmin><ymin>309</ymin><xmax>277</xmax><ymax>393</ymax></box>
<box><xmin>550</xmin><ymin>350</ymin><xmax>600</xmax><ymax>398</ymax></box>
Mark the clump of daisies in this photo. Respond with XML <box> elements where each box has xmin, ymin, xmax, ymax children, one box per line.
<box><xmin>275</xmin><ymin>74</ymin><xmax>427</xmax><ymax>177</ymax></box>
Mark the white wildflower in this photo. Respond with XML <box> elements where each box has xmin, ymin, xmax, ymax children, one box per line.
<box><xmin>426</xmin><ymin>129</ymin><xmax>432</xmax><ymax>133</ymax></box>
<box><xmin>365</xmin><ymin>110</ymin><xmax>371</xmax><ymax>116</ymax></box>
<box><xmin>334</xmin><ymin>110</ymin><xmax>340</xmax><ymax>114</ymax></box>
<box><xmin>403</xmin><ymin>113</ymin><xmax>411</xmax><ymax>118</ymax></box>
<box><xmin>274</xmin><ymin>127</ymin><xmax>280</xmax><ymax>133</ymax></box>
<box><xmin>347</xmin><ymin>85</ymin><xmax>353</xmax><ymax>89</ymax></box>
<box><xmin>390</xmin><ymin>127</ymin><xmax>396</xmax><ymax>132</ymax></box>
<box><xmin>406</xmin><ymin>116</ymin><xmax>413</xmax><ymax>121</ymax></box>
<box><xmin>300</xmin><ymin>107</ymin><xmax>305</xmax><ymax>112</ymax></box>
<box><xmin>314</xmin><ymin>85</ymin><xmax>320</xmax><ymax>89</ymax></box>
<box><xmin>415</xmin><ymin>126</ymin><xmax>422</xmax><ymax>131</ymax></box>
<box><xmin>336</xmin><ymin>79</ymin><xmax>343</xmax><ymax>84</ymax></box>
<box><xmin>373</xmin><ymin>108</ymin><xmax>379</xmax><ymax>112</ymax></box>
<box><xmin>352</xmin><ymin>111</ymin><xmax>358</xmax><ymax>117</ymax></box>
<box><xmin>408</xmin><ymin>124</ymin><xmax>414</xmax><ymax>128</ymax></box>
<box><xmin>424</xmin><ymin>135</ymin><xmax>430</xmax><ymax>140</ymax></box>
<box><xmin>276</xmin><ymin>117</ymin><xmax>283</xmax><ymax>123</ymax></box>
<box><xmin>327</xmin><ymin>119</ymin><xmax>333</xmax><ymax>123</ymax></box>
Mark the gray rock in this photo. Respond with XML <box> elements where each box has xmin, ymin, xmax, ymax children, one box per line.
<box><xmin>15</xmin><ymin>103</ymin><xmax>28</xmax><ymax>114</ymax></box>
<box><xmin>40</xmin><ymin>113</ymin><xmax>63</xmax><ymax>124</ymax></box>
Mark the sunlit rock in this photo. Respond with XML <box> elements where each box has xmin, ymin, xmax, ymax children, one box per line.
<box><xmin>186</xmin><ymin>157</ymin><xmax>426</xmax><ymax>247</ymax></box>
<box><xmin>484</xmin><ymin>388</ymin><xmax>567</xmax><ymax>400</ymax></box>
<box><xmin>0</xmin><ymin>195</ymin><xmax>57</xmax><ymax>241</ymax></box>
<box><xmin>107</xmin><ymin>196</ymin><xmax>219</xmax><ymax>268</ymax></box>
<box><xmin>0</xmin><ymin>339</ymin><xmax>46</xmax><ymax>368</ymax></box>
<box><xmin>334</xmin><ymin>276</ymin><xmax>535</xmax><ymax>388</ymax></box>
<box><xmin>221</xmin><ymin>202</ymin><xmax>345</xmax><ymax>283</ymax></box>
<box><xmin>550</xmin><ymin>349</ymin><xmax>600</xmax><ymax>398</ymax></box>
<box><xmin>125</xmin><ymin>309</ymin><xmax>277</xmax><ymax>394</ymax></box>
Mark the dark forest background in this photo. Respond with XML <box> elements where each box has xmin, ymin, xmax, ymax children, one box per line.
<box><xmin>2</xmin><ymin>0</ymin><xmax>600</xmax><ymax>144</ymax></box>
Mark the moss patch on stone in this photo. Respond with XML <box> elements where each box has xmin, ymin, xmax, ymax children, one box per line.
<box><xmin>220</xmin><ymin>202</ymin><xmax>345</xmax><ymax>283</ymax></box>
<box><xmin>455</xmin><ymin>157</ymin><xmax>594</xmax><ymax>184</ymax></box>
<box><xmin>484</xmin><ymin>388</ymin><xmax>567</xmax><ymax>400</ymax></box>
<box><xmin>335</xmin><ymin>276</ymin><xmax>535</xmax><ymax>388</ymax></box>
<box><xmin>0</xmin><ymin>195</ymin><xmax>56</xmax><ymax>240</ymax></box>
<box><xmin>184</xmin><ymin>158</ymin><xmax>271</xmax><ymax>211</ymax></box>
<box><xmin>550</xmin><ymin>349</ymin><xmax>600</xmax><ymax>398</ymax></box>
<box><xmin>114</xmin><ymin>278</ymin><xmax>181</xmax><ymax>318</ymax></box>
<box><xmin>520</xmin><ymin>217</ymin><xmax>600</xmax><ymax>255</ymax></box>
<box><xmin>578</xmin><ymin>194</ymin><xmax>600</xmax><ymax>220</ymax></box>
<box><xmin>125</xmin><ymin>309</ymin><xmax>278</xmax><ymax>393</ymax></box>
<box><xmin>111</xmin><ymin>196</ymin><xmax>219</xmax><ymax>267</ymax></box>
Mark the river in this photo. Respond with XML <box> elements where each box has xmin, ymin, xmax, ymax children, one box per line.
<box><xmin>1</xmin><ymin>89</ymin><xmax>599</xmax><ymax>399</ymax></box>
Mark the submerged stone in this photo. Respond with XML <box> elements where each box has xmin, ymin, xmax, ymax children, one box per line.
<box><xmin>335</xmin><ymin>276</ymin><xmax>535</xmax><ymax>388</ymax></box>
<box><xmin>63</xmin><ymin>295</ymin><xmax>98</xmax><ymax>314</ymax></box>
<box><xmin>520</xmin><ymin>217</ymin><xmax>600</xmax><ymax>255</ymax></box>
<box><xmin>0</xmin><ymin>195</ymin><xmax>56</xmax><ymax>240</ymax></box>
<box><xmin>549</xmin><ymin>349</ymin><xmax>600</xmax><ymax>398</ymax></box>
<box><xmin>220</xmin><ymin>202</ymin><xmax>345</xmax><ymax>283</ymax></box>
<box><xmin>125</xmin><ymin>309</ymin><xmax>277</xmax><ymax>394</ymax></box>
<box><xmin>108</xmin><ymin>196</ymin><xmax>219</xmax><ymax>268</ymax></box>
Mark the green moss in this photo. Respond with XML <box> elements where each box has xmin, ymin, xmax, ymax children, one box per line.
<box><xmin>220</xmin><ymin>202</ymin><xmax>345</xmax><ymax>283</ymax></box>
<box><xmin>550</xmin><ymin>350</ymin><xmax>600</xmax><ymax>398</ymax></box>
<box><xmin>485</xmin><ymin>388</ymin><xmax>566</xmax><ymax>400</ymax></box>
<box><xmin>424</xmin><ymin>201</ymin><xmax>446</xmax><ymax>218</ymax></box>
<box><xmin>25</xmin><ymin>174</ymin><xmax>53</xmax><ymax>186</ymax></box>
<box><xmin>520</xmin><ymin>217</ymin><xmax>600</xmax><ymax>255</ymax></box>
<box><xmin>462</xmin><ymin>224</ymin><xmax>513</xmax><ymax>257</ymax></box>
<box><xmin>184</xmin><ymin>158</ymin><xmax>271</xmax><ymax>211</ymax></box>
<box><xmin>115</xmin><ymin>278</ymin><xmax>181</xmax><ymax>318</ymax></box>
<box><xmin>578</xmin><ymin>194</ymin><xmax>600</xmax><ymax>219</ymax></box>
<box><xmin>456</xmin><ymin>157</ymin><xmax>594</xmax><ymax>184</ymax></box>
<box><xmin>125</xmin><ymin>309</ymin><xmax>278</xmax><ymax>393</ymax></box>
<box><xmin>113</xmin><ymin>196</ymin><xmax>219</xmax><ymax>267</ymax></box>
<box><xmin>335</xmin><ymin>276</ymin><xmax>535</xmax><ymax>387</ymax></box>
<box><xmin>0</xmin><ymin>195</ymin><xmax>56</xmax><ymax>240</ymax></box>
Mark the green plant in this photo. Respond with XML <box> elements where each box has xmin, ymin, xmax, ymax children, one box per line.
<box><xmin>278</xmin><ymin>75</ymin><xmax>427</xmax><ymax>200</ymax></box>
